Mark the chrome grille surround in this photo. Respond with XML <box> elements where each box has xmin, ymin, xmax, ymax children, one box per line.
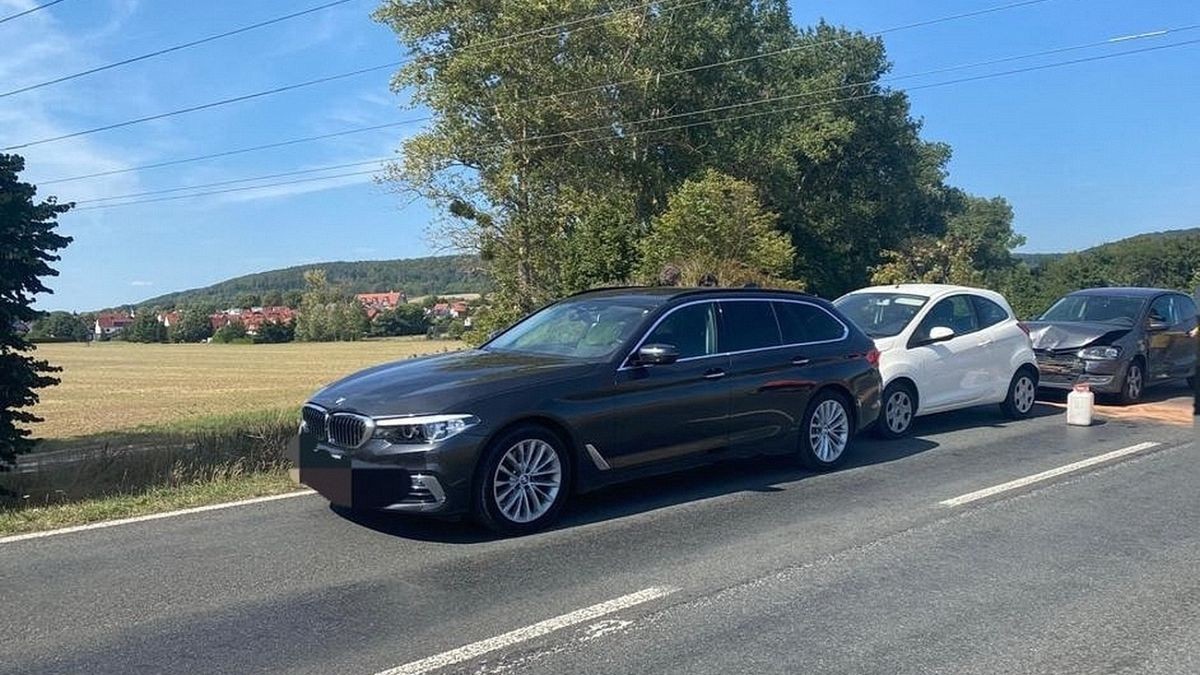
<box><xmin>327</xmin><ymin>412</ymin><xmax>375</xmax><ymax>449</ymax></box>
<box><xmin>301</xmin><ymin>404</ymin><xmax>329</xmax><ymax>441</ymax></box>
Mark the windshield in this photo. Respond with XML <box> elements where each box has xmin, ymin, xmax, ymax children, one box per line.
<box><xmin>485</xmin><ymin>297</ymin><xmax>656</xmax><ymax>359</ymax></box>
<box><xmin>1040</xmin><ymin>295</ymin><xmax>1145</xmax><ymax>325</ymax></box>
<box><xmin>834</xmin><ymin>293</ymin><xmax>929</xmax><ymax>338</ymax></box>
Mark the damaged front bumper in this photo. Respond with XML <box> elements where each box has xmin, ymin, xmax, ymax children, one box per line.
<box><xmin>1034</xmin><ymin>349</ymin><xmax>1128</xmax><ymax>393</ymax></box>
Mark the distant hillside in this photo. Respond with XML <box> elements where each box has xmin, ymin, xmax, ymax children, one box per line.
<box><xmin>135</xmin><ymin>254</ymin><xmax>488</xmax><ymax>309</ymax></box>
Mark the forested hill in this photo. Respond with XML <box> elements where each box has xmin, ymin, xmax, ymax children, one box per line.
<box><xmin>135</xmin><ymin>255</ymin><xmax>487</xmax><ymax>309</ymax></box>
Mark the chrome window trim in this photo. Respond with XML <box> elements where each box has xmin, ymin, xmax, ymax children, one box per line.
<box><xmin>618</xmin><ymin>297</ymin><xmax>850</xmax><ymax>372</ymax></box>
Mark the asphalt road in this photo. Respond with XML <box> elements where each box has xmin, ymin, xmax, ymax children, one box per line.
<box><xmin>1</xmin><ymin>394</ymin><xmax>1195</xmax><ymax>674</ymax></box>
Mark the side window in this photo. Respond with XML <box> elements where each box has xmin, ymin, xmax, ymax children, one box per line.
<box><xmin>719</xmin><ymin>301</ymin><xmax>782</xmax><ymax>352</ymax></box>
<box><xmin>971</xmin><ymin>296</ymin><xmax>1010</xmax><ymax>329</ymax></box>
<box><xmin>1171</xmin><ymin>296</ymin><xmax>1196</xmax><ymax>325</ymax></box>
<box><xmin>914</xmin><ymin>295</ymin><xmax>978</xmax><ymax>342</ymax></box>
<box><xmin>1149</xmin><ymin>296</ymin><xmax>1175</xmax><ymax>324</ymax></box>
<box><xmin>643</xmin><ymin>303</ymin><xmax>717</xmax><ymax>360</ymax></box>
<box><xmin>774</xmin><ymin>301</ymin><xmax>846</xmax><ymax>344</ymax></box>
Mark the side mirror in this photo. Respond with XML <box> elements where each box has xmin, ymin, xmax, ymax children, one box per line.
<box><xmin>927</xmin><ymin>326</ymin><xmax>956</xmax><ymax>343</ymax></box>
<box><xmin>635</xmin><ymin>343</ymin><xmax>679</xmax><ymax>366</ymax></box>
<box><xmin>1147</xmin><ymin>320</ymin><xmax>1170</xmax><ymax>333</ymax></box>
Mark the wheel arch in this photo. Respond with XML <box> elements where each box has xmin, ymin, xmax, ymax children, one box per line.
<box><xmin>884</xmin><ymin>376</ymin><xmax>920</xmax><ymax>413</ymax></box>
<box><xmin>475</xmin><ymin>415</ymin><xmax>580</xmax><ymax>493</ymax></box>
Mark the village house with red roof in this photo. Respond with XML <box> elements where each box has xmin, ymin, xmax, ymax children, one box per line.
<box><xmin>356</xmin><ymin>291</ymin><xmax>407</xmax><ymax>320</ymax></box>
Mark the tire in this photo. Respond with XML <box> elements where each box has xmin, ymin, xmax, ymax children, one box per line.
<box><xmin>1118</xmin><ymin>359</ymin><xmax>1145</xmax><ymax>406</ymax></box>
<box><xmin>799</xmin><ymin>389</ymin><xmax>853</xmax><ymax>471</ymax></box>
<box><xmin>1000</xmin><ymin>368</ymin><xmax>1038</xmax><ymax>419</ymax></box>
<box><xmin>876</xmin><ymin>381</ymin><xmax>917</xmax><ymax>439</ymax></box>
<box><xmin>473</xmin><ymin>424</ymin><xmax>570</xmax><ymax>535</ymax></box>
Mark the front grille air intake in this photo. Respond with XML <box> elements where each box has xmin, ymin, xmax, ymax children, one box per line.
<box><xmin>328</xmin><ymin>412</ymin><xmax>373</xmax><ymax>449</ymax></box>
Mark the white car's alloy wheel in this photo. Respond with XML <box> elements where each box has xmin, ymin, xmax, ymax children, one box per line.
<box><xmin>885</xmin><ymin>389</ymin><xmax>914</xmax><ymax>434</ymax></box>
<box><xmin>1013</xmin><ymin>375</ymin><xmax>1036</xmax><ymax>414</ymax></box>
<box><xmin>492</xmin><ymin>439</ymin><xmax>563</xmax><ymax>524</ymax></box>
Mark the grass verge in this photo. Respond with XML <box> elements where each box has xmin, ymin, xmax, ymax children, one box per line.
<box><xmin>0</xmin><ymin>471</ymin><xmax>301</xmax><ymax>537</ymax></box>
<box><xmin>1</xmin><ymin>408</ymin><xmax>304</xmax><ymax>536</ymax></box>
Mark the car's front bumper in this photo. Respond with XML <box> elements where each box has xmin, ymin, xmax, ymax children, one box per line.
<box><xmin>296</xmin><ymin>429</ymin><xmax>487</xmax><ymax>516</ymax></box>
<box><xmin>1035</xmin><ymin>350</ymin><xmax>1127</xmax><ymax>394</ymax></box>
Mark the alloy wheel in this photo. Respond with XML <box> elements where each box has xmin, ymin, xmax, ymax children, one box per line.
<box><xmin>492</xmin><ymin>439</ymin><xmax>562</xmax><ymax>524</ymax></box>
<box><xmin>885</xmin><ymin>390</ymin><xmax>913</xmax><ymax>434</ymax></box>
<box><xmin>1013</xmin><ymin>375</ymin><xmax>1036</xmax><ymax>414</ymax></box>
<box><xmin>1126</xmin><ymin>364</ymin><xmax>1143</xmax><ymax>401</ymax></box>
<box><xmin>809</xmin><ymin>399</ymin><xmax>850</xmax><ymax>463</ymax></box>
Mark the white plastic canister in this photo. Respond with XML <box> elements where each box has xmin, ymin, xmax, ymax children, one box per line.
<box><xmin>1066</xmin><ymin>383</ymin><xmax>1094</xmax><ymax>426</ymax></box>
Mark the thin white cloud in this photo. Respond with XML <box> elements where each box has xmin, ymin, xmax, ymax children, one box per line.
<box><xmin>129</xmin><ymin>280</ymin><xmax>153</xmax><ymax>286</ymax></box>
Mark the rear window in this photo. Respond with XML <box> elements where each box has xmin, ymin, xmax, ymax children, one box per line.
<box><xmin>719</xmin><ymin>301</ymin><xmax>782</xmax><ymax>352</ymax></box>
<box><xmin>971</xmin><ymin>296</ymin><xmax>1010</xmax><ymax>329</ymax></box>
<box><xmin>773</xmin><ymin>301</ymin><xmax>845</xmax><ymax>344</ymax></box>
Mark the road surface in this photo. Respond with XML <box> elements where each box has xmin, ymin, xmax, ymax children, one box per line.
<box><xmin>1</xmin><ymin>397</ymin><xmax>1196</xmax><ymax>674</ymax></box>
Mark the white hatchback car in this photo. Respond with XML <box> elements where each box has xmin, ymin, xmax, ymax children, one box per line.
<box><xmin>834</xmin><ymin>284</ymin><xmax>1039</xmax><ymax>438</ymax></box>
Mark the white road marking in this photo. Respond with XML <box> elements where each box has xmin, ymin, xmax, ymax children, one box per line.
<box><xmin>940</xmin><ymin>441</ymin><xmax>1162</xmax><ymax>507</ymax></box>
<box><xmin>375</xmin><ymin>586</ymin><xmax>678</xmax><ymax>675</ymax></box>
<box><xmin>0</xmin><ymin>489</ymin><xmax>316</xmax><ymax>545</ymax></box>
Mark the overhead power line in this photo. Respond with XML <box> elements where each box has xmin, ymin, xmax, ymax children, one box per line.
<box><xmin>0</xmin><ymin>0</ymin><xmax>67</xmax><ymax>25</ymax></box>
<box><xmin>2</xmin><ymin>0</ymin><xmax>703</xmax><ymax>151</ymax></box>
<box><xmin>0</xmin><ymin>0</ymin><xmax>358</xmax><ymax>98</ymax></box>
<box><xmin>40</xmin><ymin>120</ymin><xmax>423</xmax><ymax>185</ymax></box>
<box><xmin>36</xmin><ymin>0</ymin><xmax>1062</xmax><ymax>183</ymax></box>
<box><xmin>71</xmin><ymin>169</ymin><xmax>379</xmax><ymax>211</ymax></box>
<box><xmin>2</xmin><ymin>61</ymin><xmax>403</xmax><ymax>151</ymax></box>
<box><xmin>71</xmin><ymin>36</ymin><xmax>1200</xmax><ymax>212</ymax></box>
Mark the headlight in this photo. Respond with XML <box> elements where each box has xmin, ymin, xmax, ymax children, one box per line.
<box><xmin>1078</xmin><ymin>346</ymin><xmax>1121</xmax><ymax>360</ymax></box>
<box><xmin>372</xmin><ymin>414</ymin><xmax>480</xmax><ymax>444</ymax></box>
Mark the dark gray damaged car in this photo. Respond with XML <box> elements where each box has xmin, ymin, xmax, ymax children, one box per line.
<box><xmin>1026</xmin><ymin>287</ymin><xmax>1197</xmax><ymax>404</ymax></box>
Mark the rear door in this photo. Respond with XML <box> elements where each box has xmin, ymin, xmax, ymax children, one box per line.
<box><xmin>1146</xmin><ymin>295</ymin><xmax>1179</xmax><ymax>381</ymax></box>
<box><xmin>720</xmin><ymin>300</ymin><xmax>788</xmax><ymax>453</ymax></box>
<box><xmin>1169</xmin><ymin>295</ymin><xmax>1198</xmax><ymax>377</ymax></box>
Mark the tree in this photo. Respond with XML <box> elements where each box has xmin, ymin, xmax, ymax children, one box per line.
<box><xmin>371</xmin><ymin>303</ymin><xmax>427</xmax><ymax>336</ymax></box>
<box><xmin>262</xmin><ymin>290</ymin><xmax>283</xmax><ymax>307</ymax></box>
<box><xmin>254</xmin><ymin>320</ymin><xmax>295</xmax><ymax>344</ymax></box>
<box><xmin>236</xmin><ymin>293</ymin><xmax>261</xmax><ymax>309</ymax></box>
<box><xmin>374</xmin><ymin>3</ymin><xmax>956</xmax><ymax>318</ymax></box>
<box><xmin>1</xmin><ymin>153</ymin><xmax>73</xmax><ymax>467</ymax></box>
<box><xmin>636</xmin><ymin>170</ymin><xmax>796</xmax><ymax>286</ymax></box>
<box><xmin>124</xmin><ymin>311</ymin><xmax>167</xmax><ymax>343</ymax></box>
<box><xmin>282</xmin><ymin>290</ymin><xmax>303</xmax><ymax>309</ymax></box>
<box><xmin>29</xmin><ymin>311</ymin><xmax>89</xmax><ymax>341</ymax></box>
<box><xmin>294</xmin><ymin>269</ymin><xmax>367</xmax><ymax>342</ymax></box>
<box><xmin>212</xmin><ymin>320</ymin><xmax>248</xmax><ymax>343</ymax></box>
<box><xmin>169</xmin><ymin>307</ymin><xmax>214</xmax><ymax>343</ymax></box>
<box><xmin>871</xmin><ymin>235</ymin><xmax>983</xmax><ymax>287</ymax></box>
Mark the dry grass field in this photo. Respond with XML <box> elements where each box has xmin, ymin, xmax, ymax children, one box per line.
<box><xmin>27</xmin><ymin>338</ymin><xmax>464</xmax><ymax>439</ymax></box>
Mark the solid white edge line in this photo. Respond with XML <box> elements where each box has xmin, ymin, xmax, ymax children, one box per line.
<box><xmin>0</xmin><ymin>489</ymin><xmax>316</xmax><ymax>545</ymax></box>
<box><xmin>375</xmin><ymin>586</ymin><xmax>678</xmax><ymax>675</ymax></box>
<box><xmin>940</xmin><ymin>441</ymin><xmax>1162</xmax><ymax>507</ymax></box>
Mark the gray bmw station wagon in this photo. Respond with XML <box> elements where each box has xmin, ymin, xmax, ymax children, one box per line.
<box><xmin>298</xmin><ymin>287</ymin><xmax>882</xmax><ymax>534</ymax></box>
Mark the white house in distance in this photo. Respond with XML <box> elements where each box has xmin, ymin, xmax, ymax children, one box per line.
<box><xmin>94</xmin><ymin>312</ymin><xmax>134</xmax><ymax>338</ymax></box>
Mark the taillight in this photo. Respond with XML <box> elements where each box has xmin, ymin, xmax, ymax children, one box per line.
<box><xmin>866</xmin><ymin>348</ymin><xmax>880</xmax><ymax>368</ymax></box>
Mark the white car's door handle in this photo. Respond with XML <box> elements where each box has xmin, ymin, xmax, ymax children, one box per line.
<box><xmin>978</xmin><ymin>339</ymin><xmax>994</xmax><ymax>347</ymax></box>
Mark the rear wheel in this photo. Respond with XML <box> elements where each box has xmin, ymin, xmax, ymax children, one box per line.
<box><xmin>1118</xmin><ymin>359</ymin><xmax>1145</xmax><ymax>406</ymax></box>
<box><xmin>473</xmin><ymin>424</ymin><xmax>570</xmax><ymax>535</ymax></box>
<box><xmin>1000</xmin><ymin>369</ymin><xmax>1038</xmax><ymax>419</ymax></box>
<box><xmin>799</xmin><ymin>390</ymin><xmax>853</xmax><ymax>471</ymax></box>
<box><xmin>876</xmin><ymin>381</ymin><xmax>916</xmax><ymax>439</ymax></box>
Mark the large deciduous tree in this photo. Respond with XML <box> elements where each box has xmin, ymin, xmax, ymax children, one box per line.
<box><xmin>0</xmin><ymin>154</ymin><xmax>73</xmax><ymax>468</ymax></box>
<box><xmin>374</xmin><ymin>1</ymin><xmax>956</xmax><ymax>319</ymax></box>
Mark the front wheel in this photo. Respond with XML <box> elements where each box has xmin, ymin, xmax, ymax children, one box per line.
<box><xmin>473</xmin><ymin>425</ymin><xmax>570</xmax><ymax>535</ymax></box>
<box><xmin>799</xmin><ymin>390</ymin><xmax>853</xmax><ymax>471</ymax></box>
<box><xmin>1000</xmin><ymin>369</ymin><xmax>1038</xmax><ymax>419</ymax></box>
<box><xmin>1118</xmin><ymin>360</ymin><xmax>1145</xmax><ymax>406</ymax></box>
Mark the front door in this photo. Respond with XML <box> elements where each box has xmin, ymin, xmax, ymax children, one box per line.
<box><xmin>586</xmin><ymin>301</ymin><xmax>731</xmax><ymax>470</ymax></box>
<box><xmin>906</xmin><ymin>295</ymin><xmax>992</xmax><ymax>412</ymax></box>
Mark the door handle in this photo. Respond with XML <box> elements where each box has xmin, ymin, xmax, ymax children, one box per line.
<box><xmin>791</xmin><ymin>357</ymin><xmax>811</xmax><ymax>367</ymax></box>
<box><xmin>977</xmin><ymin>339</ymin><xmax>993</xmax><ymax>347</ymax></box>
<box><xmin>703</xmin><ymin>368</ymin><xmax>726</xmax><ymax>380</ymax></box>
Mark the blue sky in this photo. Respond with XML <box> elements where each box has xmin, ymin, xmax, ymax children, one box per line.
<box><xmin>4</xmin><ymin>0</ymin><xmax>1197</xmax><ymax>312</ymax></box>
